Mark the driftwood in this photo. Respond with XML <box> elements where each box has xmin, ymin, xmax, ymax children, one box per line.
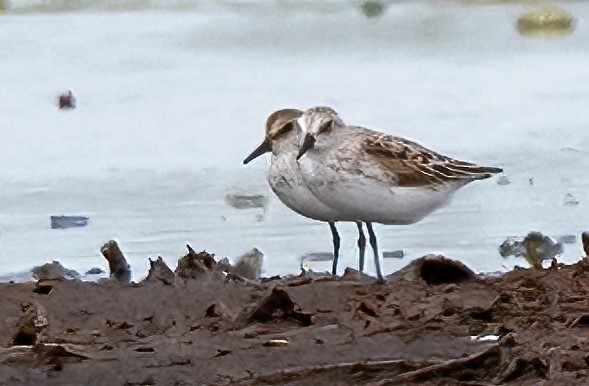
<box><xmin>224</xmin><ymin>272</ymin><xmax>265</xmax><ymax>289</ymax></box>
<box><xmin>144</xmin><ymin>256</ymin><xmax>174</xmax><ymax>285</ymax></box>
<box><xmin>223</xmin><ymin>346</ymin><xmax>500</xmax><ymax>386</ymax></box>
<box><xmin>100</xmin><ymin>240</ymin><xmax>131</xmax><ymax>282</ymax></box>
<box><xmin>175</xmin><ymin>244</ymin><xmax>218</xmax><ymax>280</ymax></box>
<box><xmin>377</xmin><ymin>345</ymin><xmax>501</xmax><ymax>385</ymax></box>
<box><xmin>232</xmin><ymin>286</ymin><xmax>314</xmax><ymax>329</ymax></box>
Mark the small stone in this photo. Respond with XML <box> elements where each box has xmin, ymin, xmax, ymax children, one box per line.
<box><xmin>383</xmin><ymin>250</ymin><xmax>404</xmax><ymax>259</ymax></box>
<box><xmin>85</xmin><ymin>268</ymin><xmax>104</xmax><ymax>275</ymax></box>
<box><xmin>233</xmin><ymin>248</ymin><xmax>263</xmax><ymax>281</ymax></box>
<box><xmin>58</xmin><ymin>90</ymin><xmax>76</xmax><ymax>109</ymax></box>
<box><xmin>517</xmin><ymin>8</ymin><xmax>574</xmax><ymax>37</ymax></box>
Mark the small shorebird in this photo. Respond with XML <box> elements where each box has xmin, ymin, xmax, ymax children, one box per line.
<box><xmin>243</xmin><ymin>109</ymin><xmax>369</xmax><ymax>276</ymax></box>
<box><xmin>296</xmin><ymin>106</ymin><xmax>503</xmax><ymax>281</ymax></box>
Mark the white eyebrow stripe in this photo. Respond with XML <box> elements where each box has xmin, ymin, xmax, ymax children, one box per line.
<box><xmin>296</xmin><ymin>116</ymin><xmax>308</xmax><ymax>134</ymax></box>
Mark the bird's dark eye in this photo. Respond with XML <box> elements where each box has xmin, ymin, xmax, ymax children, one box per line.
<box><xmin>320</xmin><ymin>120</ymin><xmax>333</xmax><ymax>133</ymax></box>
<box><xmin>272</xmin><ymin>122</ymin><xmax>294</xmax><ymax>139</ymax></box>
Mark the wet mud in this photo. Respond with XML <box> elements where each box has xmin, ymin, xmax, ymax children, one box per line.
<box><xmin>1</xmin><ymin>253</ymin><xmax>589</xmax><ymax>385</ymax></box>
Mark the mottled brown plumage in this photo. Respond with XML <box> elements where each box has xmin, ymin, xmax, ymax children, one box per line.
<box><xmin>362</xmin><ymin>131</ymin><xmax>502</xmax><ymax>187</ymax></box>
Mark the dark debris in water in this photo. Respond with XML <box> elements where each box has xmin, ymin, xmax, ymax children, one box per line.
<box><xmin>360</xmin><ymin>0</ymin><xmax>386</xmax><ymax>18</ymax></box>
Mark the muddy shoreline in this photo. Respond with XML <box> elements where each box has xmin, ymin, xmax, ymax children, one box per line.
<box><xmin>1</xmin><ymin>252</ymin><xmax>589</xmax><ymax>385</ymax></box>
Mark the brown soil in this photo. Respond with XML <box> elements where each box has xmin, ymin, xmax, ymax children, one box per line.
<box><xmin>1</xmin><ymin>254</ymin><xmax>589</xmax><ymax>385</ymax></box>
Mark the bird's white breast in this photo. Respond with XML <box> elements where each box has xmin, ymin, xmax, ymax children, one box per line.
<box><xmin>268</xmin><ymin>151</ymin><xmax>341</xmax><ymax>222</ymax></box>
<box><xmin>297</xmin><ymin>152</ymin><xmax>458</xmax><ymax>225</ymax></box>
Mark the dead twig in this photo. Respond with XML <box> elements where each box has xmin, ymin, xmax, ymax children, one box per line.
<box><xmin>376</xmin><ymin>345</ymin><xmax>501</xmax><ymax>385</ymax></box>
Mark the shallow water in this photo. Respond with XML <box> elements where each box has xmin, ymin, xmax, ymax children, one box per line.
<box><xmin>0</xmin><ymin>0</ymin><xmax>588</xmax><ymax>280</ymax></box>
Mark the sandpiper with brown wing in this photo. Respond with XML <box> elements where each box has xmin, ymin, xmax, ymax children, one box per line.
<box><xmin>296</xmin><ymin>106</ymin><xmax>503</xmax><ymax>282</ymax></box>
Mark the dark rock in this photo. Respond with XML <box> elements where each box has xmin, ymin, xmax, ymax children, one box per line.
<box><xmin>233</xmin><ymin>286</ymin><xmax>315</xmax><ymax>329</ymax></box>
<box><xmin>31</xmin><ymin>261</ymin><xmax>80</xmax><ymax>281</ymax></box>
<box><xmin>50</xmin><ymin>215</ymin><xmax>88</xmax><ymax>229</ymax></box>
<box><xmin>582</xmin><ymin>232</ymin><xmax>589</xmax><ymax>257</ymax></box>
<box><xmin>85</xmin><ymin>268</ymin><xmax>105</xmax><ymax>275</ymax></box>
<box><xmin>144</xmin><ymin>257</ymin><xmax>174</xmax><ymax>285</ymax></box>
<box><xmin>100</xmin><ymin>240</ymin><xmax>131</xmax><ymax>282</ymax></box>
<box><xmin>58</xmin><ymin>90</ymin><xmax>76</xmax><ymax>109</ymax></box>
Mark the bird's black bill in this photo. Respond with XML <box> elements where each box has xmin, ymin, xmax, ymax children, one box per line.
<box><xmin>243</xmin><ymin>140</ymin><xmax>271</xmax><ymax>164</ymax></box>
<box><xmin>296</xmin><ymin>133</ymin><xmax>316</xmax><ymax>160</ymax></box>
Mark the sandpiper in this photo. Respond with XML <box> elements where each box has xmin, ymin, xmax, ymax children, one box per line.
<box><xmin>243</xmin><ymin>109</ymin><xmax>368</xmax><ymax>275</ymax></box>
<box><xmin>296</xmin><ymin>106</ymin><xmax>503</xmax><ymax>281</ymax></box>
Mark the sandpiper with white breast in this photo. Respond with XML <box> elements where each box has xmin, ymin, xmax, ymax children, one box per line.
<box><xmin>296</xmin><ymin>106</ymin><xmax>503</xmax><ymax>282</ymax></box>
<box><xmin>243</xmin><ymin>109</ymin><xmax>369</xmax><ymax>276</ymax></box>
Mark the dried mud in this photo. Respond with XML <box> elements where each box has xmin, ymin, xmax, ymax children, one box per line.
<box><xmin>1</xmin><ymin>255</ymin><xmax>589</xmax><ymax>385</ymax></box>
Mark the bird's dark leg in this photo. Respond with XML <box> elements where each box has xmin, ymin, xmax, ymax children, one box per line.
<box><xmin>366</xmin><ymin>222</ymin><xmax>384</xmax><ymax>282</ymax></box>
<box><xmin>328</xmin><ymin>222</ymin><xmax>340</xmax><ymax>276</ymax></box>
<box><xmin>356</xmin><ymin>222</ymin><xmax>366</xmax><ymax>273</ymax></box>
